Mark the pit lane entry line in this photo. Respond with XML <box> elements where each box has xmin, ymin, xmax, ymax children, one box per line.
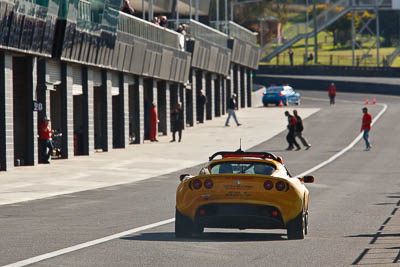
<box><xmin>3</xmin><ymin>102</ymin><xmax>388</xmax><ymax>267</ymax></box>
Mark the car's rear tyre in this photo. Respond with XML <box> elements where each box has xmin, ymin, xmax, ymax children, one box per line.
<box><xmin>175</xmin><ymin>209</ymin><xmax>194</xmax><ymax>238</ymax></box>
<box><xmin>263</xmin><ymin>102</ymin><xmax>268</xmax><ymax>107</ymax></box>
<box><xmin>295</xmin><ymin>99</ymin><xmax>301</xmax><ymax>105</ymax></box>
<box><xmin>286</xmin><ymin>208</ymin><xmax>305</xmax><ymax>240</ymax></box>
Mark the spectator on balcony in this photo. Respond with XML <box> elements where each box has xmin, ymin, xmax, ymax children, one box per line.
<box><xmin>120</xmin><ymin>0</ymin><xmax>134</xmax><ymax>15</ymax></box>
<box><xmin>152</xmin><ymin>17</ymin><xmax>160</xmax><ymax>26</ymax></box>
<box><xmin>159</xmin><ymin>16</ymin><xmax>168</xmax><ymax>27</ymax></box>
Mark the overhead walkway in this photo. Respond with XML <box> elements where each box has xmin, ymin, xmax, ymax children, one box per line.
<box><xmin>260</xmin><ymin>0</ymin><xmax>393</xmax><ymax>63</ymax></box>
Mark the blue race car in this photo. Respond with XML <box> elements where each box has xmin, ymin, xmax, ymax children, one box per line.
<box><xmin>262</xmin><ymin>85</ymin><xmax>301</xmax><ymax>107</ymax></box>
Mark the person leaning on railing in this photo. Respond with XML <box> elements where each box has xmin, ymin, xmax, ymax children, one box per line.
<box><xmin>120</xmin><ymin>0</ymin><xmax>134</xmax><ymax>15</ymax></box>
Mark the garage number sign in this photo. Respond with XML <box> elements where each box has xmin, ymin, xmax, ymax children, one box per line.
<box><xmin>33</xmin><ymin>101</ymin><xmax>43</xmax><ymax>112</ymax></box>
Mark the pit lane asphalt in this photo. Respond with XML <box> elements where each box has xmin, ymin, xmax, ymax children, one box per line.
<box><xmin>1</xmin><ymin>91</ymin><xmax>399</xmax><ymax>267</ymax></box>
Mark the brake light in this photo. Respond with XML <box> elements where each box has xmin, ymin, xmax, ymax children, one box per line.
<box><xmin>264</xmin><ymin>180</ymin><xmax>273</xmax><ymax>190</ymax></box>
<box><xmin>276</xmin><ymin>181</ymin><xmax>286</xmax><ymax>191</ymax></box>
<box><xmin>279</xmin><ymin>92</ymin><xmax>283</xmax><ymax>97</ymax></box>
<box><xmin>199</xmin><ymin>209</ymin><xmax>205</xmax><ymax>215</ymax></box>
<box><xmin>272</xmin><ymin>210</ymin><xmax>278</xmax><ymax>216</ymax></box>
<box><xmin>204</xmin><ymin>179</ymin><xmax>213</xmax><ymax>189</ymax></box>
<box><xmin>277</xmin><ymin>156</ymin><xmax>283</xmax><ymax>164</ymax></box>
<box><xmin>193</xmin><ymin>179</ymin><xmax>202</xmax><ymax>190</ymax></box>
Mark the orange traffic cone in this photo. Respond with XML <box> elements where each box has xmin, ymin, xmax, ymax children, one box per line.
<box><xmin>372</xmin><ymin>97</ymin><xmax>376</xmax><ymax>104</ymax></box>
<box><xmin>279</xmin><ymin>100</ymin><xmax>283</xmax><ymax>107</ymax></box>
<box><xmin>365</xmin><ymin>97</ymin><xmax>369</xmax><ymax>105</ymax></box>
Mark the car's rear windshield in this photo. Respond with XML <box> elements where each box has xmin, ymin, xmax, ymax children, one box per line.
<box><xmin>210</xmin><ymin>162</ymin><xmax>276</xmax><ymax>175</ymax></box>
<box><xmin>266</xmin><ymin>87</ymin><xmax>282</xmax><ymax>93</ymax></box>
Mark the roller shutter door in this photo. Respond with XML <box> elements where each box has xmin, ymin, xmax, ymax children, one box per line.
<box><xmin>46</xmin><ymin>60</ymin><xmax>61</xmax><ymax>89</ymax></box>
<box><xmin>111</xmin><ymin>71</ymin><xmax>119</xmax><ymax>96</ymax></box>
<box><xmin>72</xmin><ymin>65</ymin><xmax>83</xmax><ymax>95</ymax></box>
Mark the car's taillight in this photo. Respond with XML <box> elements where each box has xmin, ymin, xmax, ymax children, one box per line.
<box><xmin>264</xmin><ymin>180</ymin><xmax>273</xmax><ymax>190</ymax></box>
<box><xmin>277</xmin><ymin>156</ymin><xmax>283</xmax><ymax>164</ymax></box>
<box><xmin>204</xmin><ymin>179</ymin><xmax>213</xmax><ymax>189</ymax></box>
<box><xmin>279</xmin><ymin>92</ymin><xmax>283</xmax><ymax>97</ymax></box>
<box><xmin>193</xmin><ymin>179</ymin><xmax>202</xmax><ymax>190</ymax></box>
<box><xmin>276</xmin><ymin>181</ymin><xmax>286</xmax><ymax>191</ymax></box>
<box><xmin>272</xmin><ymin>210</ymin><xmax>278</xmax><ymax>217</ymax></box>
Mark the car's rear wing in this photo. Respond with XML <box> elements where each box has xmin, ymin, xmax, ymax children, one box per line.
<box><xmin>209</xmin><ymin>151</ymin><xmax>283</xmax><ymax>164</ymax></box>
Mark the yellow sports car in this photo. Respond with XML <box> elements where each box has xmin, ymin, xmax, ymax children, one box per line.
<box><xmin>175</xmin><ymin>150</ymin><xmax>314</xmax><ymax>239</ymax></box>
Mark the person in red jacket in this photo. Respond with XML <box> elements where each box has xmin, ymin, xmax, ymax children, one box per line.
<box><xmin>361</xmin><ymin>107</ymin><xmax>372</xmax><ymax>151</ymax></box>
<box><xmin>150</xmin><ymin>102</ymin><xmax>159</xmax><ymax>142</ymax></box>
<box><xmin>328</xmin><ymin>83</ymin><xmax>336</xmax><ymax>106</ymax></box>
<box><xmin>39</xmin><ymin>116</ymin><xmax>54</xmax><ymax>163</ymax></box>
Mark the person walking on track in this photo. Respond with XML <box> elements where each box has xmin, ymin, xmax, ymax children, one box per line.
<box><xmin>293</xmin><ymin>110</ymin><xmax>311</xmax><ymax>150</ymax></box>
<box><xmin>361</xmin><ymin>107</ymin><xmax>372</xmax><ymax>151</ymax></box>
<box><xmin>285</xmin><ymin>111</ymin><xmax>300</xmax><ymax>151</ymax></box>
<box><xmin>225</xmin><ymin>93</ymin><xmax>242</xmax><ymax>127</ymax></box>
<box><xmin>328</xmin><ymin>83</ymin><xmax>336</xmax><ymax>106</ymax></box>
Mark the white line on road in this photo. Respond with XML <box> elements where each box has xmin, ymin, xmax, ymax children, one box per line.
<box><xmin>296</xmin><ymin>103</ymin><xmax>387</xmax><ymax>177</ymax></box>
<box><xmin>3</xmin><ymin>219</ymin><xmax>175</xmax><ymax>267</ymax></box>
<box><xmin>3</xmin><ymin>102</ymin><xmax>388</xmax><ymax>267</ymax></box>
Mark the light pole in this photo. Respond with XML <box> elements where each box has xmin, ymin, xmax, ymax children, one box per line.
<box><xmin>312</xmin><ymin>0</ymin><xmax>318</xmax><ymax>64</ymax></box>
<box><xmin>195</xmin><ymin>0</ymin><xmax>199</xmax><ymax>21</ymax></box>
<box><xmin>189</xmin><ymin>0</ymin><xmax>192</xmax><ymax>19</ymax></box>
<box><xmin>216</xmin><ymin>0</ymin><xmax>220</xmax><ymax>30</ymax></box>
<box><xmin>148</xmin><ymin>0</ymin><xmax>153</xmax><ymax>22</ymax></box>
<box><xmin>305</xmin><ymin>0</ymin><xmax>309</xmax><ymax>64</ymax></box>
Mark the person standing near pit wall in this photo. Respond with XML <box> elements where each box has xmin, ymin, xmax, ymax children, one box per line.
<box><xmin>328</xmin><ymin>83</ymin><xmax>336</xmax><ymax>106</ymax></box>
<box><xmin>39</xmin><ymin>116</ymin><xmax>54</xmax><ymax>164</ymax></box>
<box><xmin>361</xmin><ymin>107</ymin><xmax>372</xmax><ymax>151</ymax></box>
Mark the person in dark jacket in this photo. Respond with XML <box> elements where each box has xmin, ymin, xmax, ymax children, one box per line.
<box><xmin>171</xmin><ymin>103</ymin><xmax>184</xmax><ymax>142</ymax></box>
<box><xmin>198</xmin><ymin>90</ymin><xmax>207</xmax><ymax>123</ymax></box>
<box><xmin>225</xmin><ymin>93</ymin><xmax>242</xmax><ymax>127</ymax></box>
<box><xmin>293</xmin><ymin>110</ymin><xmax>311</xmax><ymax>150</ymax></box>
<box><xmin>285</xmin><ymin>111</ymin><xmax>300</xmax><ymax>151</ymax></box>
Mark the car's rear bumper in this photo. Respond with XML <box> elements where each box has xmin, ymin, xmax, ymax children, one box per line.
<box><xmin>194</xmin><ymin>203</ymin><xmax>285</xmax><ymax>229</ymax></box>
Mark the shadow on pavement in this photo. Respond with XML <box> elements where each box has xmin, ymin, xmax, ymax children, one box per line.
<box><xmin>121</xmin><ymin>232</ymin><xmax>286</xmax><ymax>242</ymax></box>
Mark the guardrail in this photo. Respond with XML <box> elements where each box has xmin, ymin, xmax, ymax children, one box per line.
<box><xmin>118</xmin><ymin>12</ymin><xmax>180</xmax><ymax>49</ymax></box>
<box><xmin>169</xmin><ymin>19</ymin><xmax>229</xmax><ymax>48</ymax></box>
<box><xmin>212</xmin><ymin>21</ymin><xmax>257</xmax><ymax>45</ymax></box>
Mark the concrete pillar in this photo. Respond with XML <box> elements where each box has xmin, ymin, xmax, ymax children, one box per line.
<box><xmin>247</xmin><ymin>69</ymin><xmax>253</xmax><ymax>107</ymax></box>
<box><xmin>86</xmin><ymin>68</ymin><xmax>95</xmax><ymax>154</ymax></box>
<box><xmin>215</xmin><ymin>75</ymin><xmax>222</xmax><ymax>117</ymax></box>
<box><xmin>179</xmin><ymin>84</ymin><xmax>186</xmax><ymax>129</ymax></box>
<box><xmin>0</xmin><ymin>53</ymin><xmax>13</xmax><ymax>171</ymax></box>
<box><xmin>206</xmin><ymin>73</ymin><xmax>214</xmax><ymax>120</ymax></box>
<box><xmin>121</xmin><ymin>73</ymin><xmax>130</xmax><ymax>148</ymax></box>
<box><xmin>152</xmin><ymin>79</ymin><xmax>158</xmax><ymax>138</ymax></box>
<box><xmin>138</xmin><ymin>77</ymin><xmax>144</xmax><ymax>144</ymax></box>
<box><xmin>102</xmin><ymin>71</ymin><xmax>112</xmax><ymax>151</ymax></box>
<box><xmin>222</xmin><ymin>76</ymin><xmax>226</xmax><ymax>115</ymax></box>
<box><xmin>28</xmin><ymin>57</ymin><xmax>38</xmax><ymax>166</ymax></box>
<box><xmin>211</xmin><ymin>75</ymin><xmax>215</xmax><ymax>119</ymax></box>
<box><xmin>232</xmin><ymin>65</ymin><xmax>238</xmax><ymax>109</ymax></box>
<box><xmin>237</xmin><ymin>65</ymin><xmax>242</xmax><ymax>109</ymax></box>
<box><xmin>242</xmin><ymin>67</ymin><xmax>247</xmax><ymax>108</ymax></box>
<box><xmin>190</xmin><ymin>69</ymin><xmax>197</xmax><ymax>126</ymax></box>
<box><xmin>165</xmin><ymin>82</ymin><xmax>171</xmax><ymax>134</ymax></box>
<box><xmin>61</xmin><ymin>63</ymin><xmax>74</xmax><ymax>159</ymax></box>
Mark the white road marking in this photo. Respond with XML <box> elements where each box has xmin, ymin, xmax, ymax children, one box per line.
<box><xmin>296</xmin><ymin>103</ymin><xmax>387</xmax><ymax>177</ymax></box>
<box><xmin>3</xmin><ymin>102</ymin><xmax>388</xmax><ymax>267</ymax></box>
<box><xmin>3</xmin><ymin>219</ymin><xmax>175</xmax><ymax>267</ymax></box>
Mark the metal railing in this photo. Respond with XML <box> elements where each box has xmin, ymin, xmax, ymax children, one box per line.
<box><xmin>212</xmin><ymin>21</ymin><xmax>258</xmax><ymax>45</ymax></box>
<box><xmin>261</xmin><ymin>0</ymin><xmax>393</xmax><ymax>62</ymax></box>
<box><xmin>185</xmin><ymin>19</ymin><xmax>229</xmax><ymax>48</ymax></box>
<box><xmin>118</xmin><ymin>12</ymin><xmax>180</xmax><ymax>49</ymax></box>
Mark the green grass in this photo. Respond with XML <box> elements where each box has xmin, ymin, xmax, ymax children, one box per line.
<box><xmin>261</xmin><ymin>30</ymin><xmax>400</xmax><ymax>67</ymax></box>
